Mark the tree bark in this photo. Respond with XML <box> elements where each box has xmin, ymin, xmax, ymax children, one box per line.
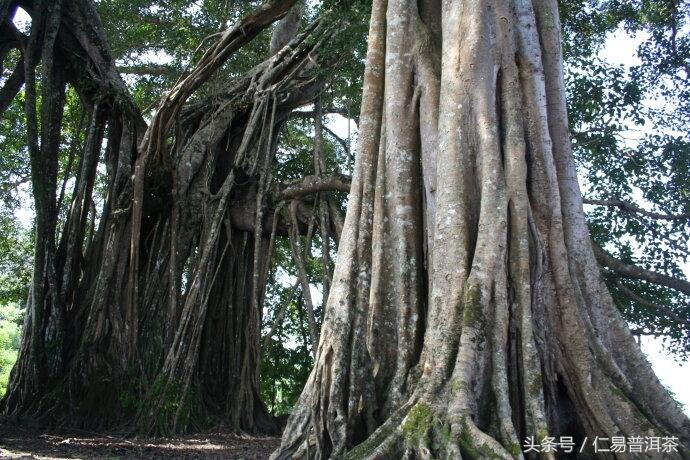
<box><xmin>269</xmin><ymin>1</ymin><xmax>303</xmax><ymax>55</ymax></box>
<box><xmin>272</xmin><ymin>0</ymin><xmax>690</xmax><ymax>458</ymax></box>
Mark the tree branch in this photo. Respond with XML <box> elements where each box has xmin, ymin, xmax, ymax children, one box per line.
<box><xmin>0</xmin><ymin>22</ymin><xmax>26</xmax><ymax>117</ymax></box>
<box><xmin>288</xmin><ymin>108</ymin><xmax>356</xmax><ymax>163</ymax></box>
<box><xmin>0</xmin><ymin>58</ymin><xmax>24</xmax><ymax>115</ymax></box>
<box><xmin>584</xmin><ymin>198</ymin><xmax>690</xmax><ymax>221</ymax></box>
<box><xmin>276</xmin><ymin>173</ymin><xmax>351</xmax><ymax>201</ymax></box>
<box><xmin>629</xmin><ymin>329</ymin><xmax>671</xmax><ymax>338</ymax></box>
<box><xmin>614</xmin><ymin>279</ymin><xmax>689</xmax><ymax>330</ymax></box>
<box><xmin>592</xmin><ymin>242</ymin><xmax>690</xmax><ymax>296</ymax></box>
<box><xmin>323</xmin><ymin>125</ymin><xmax>349</xmax><ymax>152</ymax></box>
<box><xmin>263</xmin><ymin>280</ymin><xmax>300</xmax><ymax>346</ymax></box>
<box><xmin>290</xmin><ymin>106</ymin><xmax>357</xmax><ymax>122</ymax></box>
<box><xmin>0</xmin><ymin>174</ymin><xmax>30</xmax><ymax>194</ymax></box>
<box><xmin>117</xmin><ymin>64</ymin><xmax>178</xmax><ymax>76</ymax></box>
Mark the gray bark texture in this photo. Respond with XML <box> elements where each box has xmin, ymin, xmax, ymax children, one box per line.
<box><xmin>270</xmin><ymin>1</ymin><xmax>304</xmax><ymax>55</ymax></box>
<box><xmin>272</xmin><ymin>0</ymin><xmax>690</xmax><ymax>458</ymax></box>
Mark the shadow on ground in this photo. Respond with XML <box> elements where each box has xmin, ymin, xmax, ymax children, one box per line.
<box><xmin>0</xmin><ymin>423</ymin><xmax>280</xmax><ymax>459</ymax></box>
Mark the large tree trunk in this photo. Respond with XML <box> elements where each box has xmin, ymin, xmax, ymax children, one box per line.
<box><xmin>1</xmin><ymin>0</ymin><xmax>147</xmax><ymax>425</ymax></box>
<box><xmin>2</xmin><ymin>0</ymin><xmax>336</xmax><ymax>435</ymax></box>
<box><xmin>273</xmin><ymin>0</ymin><xmax>690</xmax><ymax>458</ymax></box>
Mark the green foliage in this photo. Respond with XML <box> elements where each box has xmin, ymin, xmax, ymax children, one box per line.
<box><xmin>0</xmin><ymin>303</ymin><xmax>23</xmax><ymax>396</ymax></box>
<box><xmin>261</xmin><ymin>331</ymin><xmax>312</xmax><ymax>415</ymax></box>
<box><xmin>0</xmin><ymin>47</ymin><xmax>32</xmax><ymax>396</ymax></box>
<box><xmin>0</xmin><ymin>54</ymin><xmax>30</xmax><ymax>210</ymax></box>
<box><xmin>561</xmin><ymin>0</ymin><xmax>690</xmax><ymax>356</ymax></box>
<box><xmin>314</xmin><ymin>0</ymin><xmax>371</xmax><ymax>120</ymax></box>
<box><xmin>0</xmin><ymin>216</ymin><xmax>32</xmax><ymax>306</ymax></box>
<box><xmin>260</xmin><ymin>108</ymin><xmax>348</xmax><ymax>409</ymax></box>
<box><xmin>260</xmin><ymin>239</ymin><xmax>321</xmax><ymax>415</ymax></box>
<box><xmin>664</xmin><ymin>384</ymin><xmax>686</xmax><ymax>411</ymax></box>
<box><xmin>97</xmin><ymin>0</ymin><xmax>275</xmax><ymax>113</ymax></box>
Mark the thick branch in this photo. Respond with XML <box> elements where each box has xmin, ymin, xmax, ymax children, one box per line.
<box><xmin>0</xmin><ymin>58</ymin><xmax>24</xmax><ymax>115</ymax></box>
<box><xmin>269</xmin><ymin>1</ymin><xmax>303</xmax><ymax>55</ymax></box>
<box><xmin>593</xmin><ymin>243</ymin><xmax>690</xmax><ymax>296</ymax></box>
<box><xmin>584</xmin><ymin>198</ymin><xmax>690</xmax><ymax>221</ymax></box>
<box><xmin>289</xmin><ymin>106</ymin><xmax>356</xmax><ymax>121</ymax></box>
<box><xmin>0</xmin><ymin>22</ymin><xmax>26</xmax><ymax>117</ymax></box>
<box><xmin>136</xmin><ymin>0</ymin><xmax>301</xmax><ymax>190</ymax></box>
<box><xmin>614</xmin><ymin>279</ymin><xmax>690</xmax><ymax>330</ymax></box>
<box><xmin>276</xmin><ymin>174</ymin><xmax>351</xmax><ymax>201</ymax></box>
<box><xmin>230</xmin><ymin>181</ymin><xmax>313</xmax><ymax>236</ymax></box>
<box><xmin>327</xmin><ymin>196</ymin><xmax>343</xmax><ymax>240</ymax></box>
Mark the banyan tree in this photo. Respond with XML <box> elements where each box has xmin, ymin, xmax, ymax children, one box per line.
<box><xmin>273</xmin><ymin>0</ymin><xmax>690</xmax><ymax>458</ymax></box>
<box><xmin>0</xmin><ymin>0</ymin><xmax>350</xmax><ymax>434</ymax></box>
<box><xmin>1</xmin><ymin>0</ymin><xmax>689</xmax><ymax>456</ymax></box>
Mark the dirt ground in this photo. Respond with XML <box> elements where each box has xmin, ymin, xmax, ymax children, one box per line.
<box><xmin>0</xmin><ymin>424</ymin><xmax>280</xmax><ymax>459</ymax></box>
